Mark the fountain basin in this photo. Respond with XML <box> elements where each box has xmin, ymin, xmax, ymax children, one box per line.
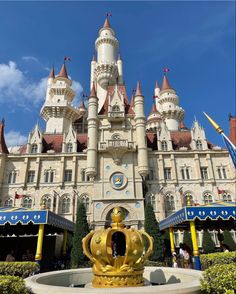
<box><xmin>25</xmin><ymin>267</ymin><xmax>202</xmax><ymax>294</ymax></box>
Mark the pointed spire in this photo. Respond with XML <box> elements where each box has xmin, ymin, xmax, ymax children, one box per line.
<box><xmin>89</xmin><ymin>82</ymin><xmax>97</xmax><ymax>97</ymax></box>
<box><xmin>180</xmin><ymin>120</ymin><xmax>186</xmax><ymax>129</ymax></box>
<box><xmin>151</xmin><ymin>100</ymin><xmax>158</xmax><ymax>113</ymax></box>
<box><xmin>155</xmin><ymin>80</ymin><xmax>160</xmax><ymax>89</ymax></box>
<box><xmin>58</xmin><ymin>63</ymin><xmax>68</xmax><ymax>79</ymax></box>
<box><xmin>117</xmin><ymin>53</ymin><xmax>121</xmax><ymax>60</ymax></box>
<box><xmin>161</xmin><ymin>75</ymin><xmax>171</xmax><ymax>91</ymax></box>
<box><xmin>135</xmin><ymin>81</ymin><xmax>142</xmax><ymax>96</ymax></box>
<box><xmin>49</xmin><ymin>66</ymin><xmax>55</xmax><ymax>78</ymax></box>
<box><xmin>103</xmin><ymin>17</ymin><xmax>110</xmax><ymax>28</ymax></box>
<box><xmin>0</xmin><ymin>119</ymin><xmax>9</xmax><ymax>154</ymax></box>
<box><xmin>92</xmin><ymin>54</ymin><xmax>96</xmax><ymax>62</ymax></box>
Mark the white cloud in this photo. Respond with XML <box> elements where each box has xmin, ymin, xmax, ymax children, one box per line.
<box><xmin>22</xmin><ymin>56</ymin><xmax>39</xmax><ymax>63</ymax></box>
<box><xmin>5</xmin><ymin>130</ymin><xmax>27</xmax><ymax>146</ymax></box>
<box><xmin>0</xmin><ymin>61</ymin><xmax>83</xmax><ymax>108</ymax></box>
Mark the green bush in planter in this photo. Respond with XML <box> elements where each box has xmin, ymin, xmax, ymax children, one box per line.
<box><xmin>0</xmin><ymin>275</ymin><xmax>28</xmax><ymax>294</ymax></box>
<box><xmin>223</xmin><ymin>230</ymin><xmax>236</xmax><ymax>251</ymax></box>
<box><xmin>0</xmin><ymin>262</ymin><xmax>39</xmax><ymax>278</ymax></box>
<box><xmin>200</xmin><ymin>263</ymin><xmax>236</xmax><ymax>294</ymax></box>
<box><xmin>200</xmin><ymin>252</ymin><xmax>236</xmax><ymax>270</ymax></box>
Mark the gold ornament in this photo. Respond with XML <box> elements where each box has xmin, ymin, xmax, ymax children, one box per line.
<box><xmin>82</xmin><ymin>207</ymin><xmax>153</xmax><ymax>288</ymax></box>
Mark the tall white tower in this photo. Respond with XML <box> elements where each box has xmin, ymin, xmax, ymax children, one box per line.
<box><xmin>158</xmin><ymin>75</ymin><xmax>184</xmax><ymax>131</ymax></box>
<box><xmin>86</xmin><ymin>83</ymin><xmax>98</xmax><ymax>180</ymax></box>
<box><xmin>134</xmin><ymin>82</ymin><xmax>149</xmax><ymax>177</ymax></box>
<box><xmin>92</xmin><ymin>17</ymin><xmax>123</xmax><ymax>113</ymax></box>
<box><xmin>41</xmin><ymin>63</ymin><xmax>82</xmax><ymax>133</ymax></box>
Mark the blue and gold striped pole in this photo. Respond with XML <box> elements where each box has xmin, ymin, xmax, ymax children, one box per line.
<box><xmin>190</xmin><ymin>221</ymin><xmax>201</xmax><ymax>270</ymax></box>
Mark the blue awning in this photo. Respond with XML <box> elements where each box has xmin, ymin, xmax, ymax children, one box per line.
<box><xmin>159</xmin><ymin>201</ymin><xmax>236</xmax><ymax>230</ymax></box>
<box><xmin>0</xmin><ymin>207</ymin><xmax>74</xmax><ymax>232</ymax></box>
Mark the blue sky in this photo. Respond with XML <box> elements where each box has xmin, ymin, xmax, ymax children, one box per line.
<box><xmin>0</xmin><ymin>1</ymin><xmax>235</xmax><ymax>147</ymax></box>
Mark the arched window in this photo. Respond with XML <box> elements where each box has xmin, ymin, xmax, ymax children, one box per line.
<box><xmin>161</xmin><ymin>141</ymin><xmax>168</xmax><ymax>151</ymax></box>
<box><xmin>112</xmin><ymin>133</ymin><xmax>121</xmax><ymax>140</ymax></box>
<box><xmin>203</xmin><ymin>192</ymin><xmax>213</xmax><ymax>205</ymax></box>
<box><xmin>146</xmin><ymin>193</ymin><xmax>156</xmax><ymax>210</ymax></box>
<box><xmin>66</xmin><ymin>143</ymin><xmax>73</xmax><ymax>153</ymax></box>
<box><xmin>112</xmin><ymin>105</ymin><xmax>120</xmax><ymax>112</ymax></box>
<box><xmin>223</xmin><ymin>193</ymin><xmax>232</xmax><ymax>202</ymax></box>
<box><xmin>22</xmin><ymin>197</ymin><xmax>32</xmax><ymax>208</ymax></box>
<box><xmin>4</xmin><ymin>198</ymin><xmax>13</xmax><ymax>208</ymax></box>
<box><xmin>41</xmin><ymin>195</ymin><xmax>52</xmax><ymax>209</ymax></box>
<box><xmin>184</xmin><ymin>193</ymin><xmax>193</xmax><ymax>206</ymax></box>
<box><xmin>31</xmin><ymin>144</ymin><xmax>38</xmax><ymax>154</ymax></box>
<box><xmin>61</xmin><ymin>195</ymin><xmax>71</xmax><ymax>214</ymax></box>
<box><xmin>164</xmin><ymin>193</ymin><xmax>175</xmax><ymax>217</ymax></box>
<box><xmin>80</xmin><ymin>195</ymin><xmax>90</xmax><ymax>213</ymax></box>
<box><xmin>196</xmin><ymin>140</ymin><xmax>203</xmax><ymax>150</ymax></box>
<box><xmin>8</xmin><ymin>171</ymin><xmax>17</xmax><ymax>184</ymax></box>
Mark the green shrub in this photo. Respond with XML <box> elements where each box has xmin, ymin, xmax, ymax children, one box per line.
<box><xmin>0</xmin><ymin>262</ymin><xmax>39</xmax><ymax>278</ymax></box>
<box><xmin>144</xmin><ymin>260</ymin><xmax>166</xmax><ymax>267</ymax></box>
<box><xmin>200</xmin><ymin>251</ymin><xmax>236</xmax><ymax>270</ymax></box>
<box><xmin>223</xmin><ymin>230</ymin><xmax>236</xmax><ymax>251</ymax></box>
<box><xmin>201</xmin><ymin>263</ymin><xmax>236</xmax><ymax>294</ymax></box>
<box><xmin>202</xmin><ymin>230</ymin><xmax>216</xmax><ymax>253</ymax></box>
<box><xmin>183</xmin><ymin>230</ymin><xmax>193</xmax><ymax>250</ymax></box>
<box><xmin>0</xmin><ymin>275</ymin><xmax>28</xmax><ymax>294</ymax></box>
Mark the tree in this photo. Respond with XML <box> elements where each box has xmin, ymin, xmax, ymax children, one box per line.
<box><xmin>183</xmin><ymin>230</ymin><xmax>193</xmax><ymax>251</ymax></box>
<box><xmin>144</xmin><ymin>202</ymin><xmax>164</xmax><ymax>261</ymax></box>
<box><xmin>71</xmin><ymin>202</ymin><xmax>90</xmax><ymax>268</ymax></box>
<box><xmin>223</xmin><ymin>230</ymin><xmax>236</xmax><ymax>251</ymax></box>
<box><xmin>202</xmin><ymin>230</ymin><xmax>215</xmax><ymax>253</ymax></box>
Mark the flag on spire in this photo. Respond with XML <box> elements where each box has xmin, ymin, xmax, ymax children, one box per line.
<box><xmin>163</xmin><ymin>68</ymin><xmax>170</xmax><ymax>73</ymax></box>
<box><xmin>203</xmin><ymin>112</ymin><xmax>236</xmax><ymax>169</ymax></box>
<box><xmin>64</xmin><ymin>56</ymin><xmax>71</xmax><ymax>62</ymax></box>
<box><xmin>106</xmin><ymin>12</ymin><xmax>112</xmax><ymax>17</ymax></box>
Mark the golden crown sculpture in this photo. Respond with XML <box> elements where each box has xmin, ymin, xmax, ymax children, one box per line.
<box><xmin>82</xmin><ymin>207</ymin><xmax>153</xmax><ymax>288</ymax></box>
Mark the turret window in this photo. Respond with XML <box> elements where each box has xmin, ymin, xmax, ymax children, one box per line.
<box><xmin>196</xmin><ymin>140</ymin><xmax>203</xmax><ymax>150</ymax></box>
<box><xmin>31</xmin><ymin>144</ymin><xmax>38</xmax><ymax>154</ymax></box>
<box><xmin>66</xmin><ymin>143</ymin><xmax>73</xmax><ymax>153</ymax></box>
<box><xmin>203</xmin><ymin>192</ymin><xmax>213</xmax><ymax>205</ymax></box>
<box><xmin>161</xmin><ymin>141</ymin><xmax>168</xmax><ymax>151</ymax></box>
<box><xmin>22</xmin><ymin>197</ymin><xmax>32</xmax><ymax>208</ymax></box>
<box><xmin>61</xmin><ymin>195</ymin><xmax>71</xmax><ymax>214</ymax></box>
<box><xmin>8</xmin><ymin>171</ymin><xmax>17</xmax><ymax>184</ymax></box>
<box><xmin>4</xmin><ymin>198</ymin><xmax>13</xmax><ymax>208</ymax></box>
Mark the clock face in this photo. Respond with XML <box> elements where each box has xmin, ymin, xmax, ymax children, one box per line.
<box><xmin>110</xmin><ymin>172</ymin><xmax>128</xmax><ymax>190</ymax></box>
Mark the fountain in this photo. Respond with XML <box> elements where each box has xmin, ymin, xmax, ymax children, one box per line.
<box><xmin>25</xmin><ymin>207</ymin><xmax>202</xmax><ymax>293</ymax></box>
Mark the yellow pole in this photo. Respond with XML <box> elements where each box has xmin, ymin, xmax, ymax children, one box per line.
<box><xmin>190</xmin><ymin>221</ymin><xmax>201</xmax><ymax>270</ymax></box>
<box><xmin>35</xmin><ymin>224</ymin><xmax>45</xmax><ymax>262</ymax></box>
<box><xmin>62</xmin><ymin>229</ymin><xmax>68</xmax><ymax>256</ymax></box>
<box><xmin>203</xmin><ymin>112</ymin><xmax>223</xmax><ymax>134</ymax></box>
<box><xmin>169</xmin><ymin>227</ymin><xmax>175</xmax><ymax>253</ymax></box>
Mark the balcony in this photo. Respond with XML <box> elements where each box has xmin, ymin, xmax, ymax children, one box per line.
<box><xmin>99</xmin><ymin>139</ymin><xmax>135</xmax><ymax>150</ymax></box>
<box><xmin>108</xmin><ymin>111</ymin><xmax>125</xmax><ymax>122</ymax></box>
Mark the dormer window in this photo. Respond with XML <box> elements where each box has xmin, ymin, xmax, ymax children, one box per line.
<box><xmin>112</xmin><ymin>105</ymin><xmax>120</xmax><ymax>112</ymax></box>
<box><xmin>31</xmin><ymin>144</ymin><xmax>38</xmax><ymax>154</ymax></box>
<box><xmin>196</xmin><ymin>140</ymin><xmax>203</xmax><ymax>150</ymax></box>
<box><xmin>66</xmin><ymin>143</ymin><xmax>73</xmax><ymax>153</ymax></box>
<box><xmin>161</xmin><ymin>141</ymin><xmax>168</xmax><ymax>151</ymax></box>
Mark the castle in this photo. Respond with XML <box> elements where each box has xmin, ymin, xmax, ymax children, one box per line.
<box><xmin>0</xmin><ymin>17</ymin><xmax>235</xmax><ymax>244</ymax></box>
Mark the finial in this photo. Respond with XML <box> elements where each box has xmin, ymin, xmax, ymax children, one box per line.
<box><xmin>92</xmin><ymin>54</ymin><xmax>96</xmax><ymax>62</ymax></box>
<box><xmin>203</xmin><ymin>112</ymin><xmax>223</xmax><ymax>134</ymax></box>
<box><xmin>135</xmin><ymin>81</ymin><xmax>142</xmax><ymax>96</ymax></box>
<box><xmin>117</xmin><ymin>53</ymin><xmax>121</xmax><ymax>60</ymax></box>
<box><xmin>103</xmin><ymin>17</ymin><xmax>110</xmax><ymax>28</ymax></box>
<box><xmin>161</xmin><ymin>75</ymin><xmax>171</xmax><ymax>91</ymax></box>
<box><xmin>151</xmin><ymin>100</ymin><xmax>158</xmax><ymax>113</ymax></box>
<box><xmin>111</xmin><ymin>207</ymin><xmax>124</xmax><ymax>224</ymax></box>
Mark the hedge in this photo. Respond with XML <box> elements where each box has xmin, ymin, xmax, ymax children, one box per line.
<box><xmin>145</xmin><ymin>260</ymin><xmax>166</xmax><ymax>267</ymax></box>
<box><xmin>0</xmin><ymin>262</ymin><xmax>39</xmax><ymax>278</ymax></box>
<box><xmin>200</xmin><ymin>263</ymin><xmax>236</xmax><ymax>294</ymax></box>
<box><xmin>0</xmin><ymin>275</ymin><xmax>28</xmax><ymax>294</ymax></box>
<box><xmin>200</xmin><ymin>251</ymin><xmax>236</xmax><ymax>270</ymax></box>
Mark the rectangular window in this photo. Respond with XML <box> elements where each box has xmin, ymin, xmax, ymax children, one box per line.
<box><xmin>147</xmin><ymin>170</ymin><xmax>154</xmax><ymax>181</ymax></box>
<box><xmin>64</xmin><ymin>169</ymin><xmax>72</xmax><ymax>182</ymax></box>
<box><xmin>164</xmin><ymin>168</ymin><xmax>171</xmax><ymax>180</ymax></box>
<box><xmin>186</xmin><ymin>168</ymin><xmax>190</xmax><ymax>179</ymax></box>
<box><xmin>200</xmin><ymin>167</ymin><xmax>208</xmax><ymax>180</ymax></box>
<box><xmin>180</xmin><ymin>168</ymin><xmax>190</xmax><ymax>180</ymax></box>
<box><xmin>222</xmin><ymin>168</ymin><xmax>227</xmax><ymax>179</ymax></box>
<box><xmin>217</xmin><ymin>167</ymin><xmax>227</xmax><ymax>180</ymax></box>
<box><xmin>44</xmin><ymin>170</ymin><xmax>54</xmax><ymax>183</ymax></box>
<box><xmin>217</xmin><ymin>168</ymin><xmax>222</xmax><ymax>179</ymax></box>
<box><xmin>27</xmin><ymin>171</ymin><xmax>35</xmax><ymax>183</ymax></box>
<box><xmin>8</xmin><ymin>171</ymin><xmax>17</xmax><ymax>184</ymax></box>
<box><xmin>181</xmin><ymin>168</ymin><xmax>185</xmax><ymax>179</ymax></box>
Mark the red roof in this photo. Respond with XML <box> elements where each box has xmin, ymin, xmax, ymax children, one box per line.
<box><xmin>135</xmin><ymin>81</ymin><xmax>142</xmax><ymax>96</ymax></box>
<box><xmin>0</xmin><ymin>121</ymin><xmax>9</xmax><ymax>154</ymax></box>
<box><xmin>49</xmin><ymin>66</ymin><xmax>55</xmax><ymax>78</ymax></box>
<box><xmin>43</xmin><ymin>134</ymin><xmax>63</xmax><ymax>153</ymax></box>
<box><xmin>146</xmin><ymin>133</ymin><xmax>157</xmax><ymax>150</ymax></box>
<box><xmin>170</xmin><ymin>131</ymin><xmax>192</xmax><ymax>150</ymax></box>
<box><xmin>161</xmin><ymin>75</ymin><xmax>171</xmax><ymax>91</ymax></box>
<box><xmin>77</xmin><ymin>134</ymin><xmax>88</xmax><ymax>151</ymax></box>
<box><xmin>103</xmin><ymin>17</ymin><xmax>110</xmax><ymax>28</ymax></box>
<box><xmin>58</xmin><ymin>63</ymin><xmax>68</xmax><ymax>79</ymax></box>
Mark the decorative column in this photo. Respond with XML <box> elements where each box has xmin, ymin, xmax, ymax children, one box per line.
<box><xmin>35</xmin><ymin>224</ymin><xmax>45</xmax><ymax>265</ymax></box>
<box><xmin>62</xmin><ymin>229</ymin><xmax>68</xmax><ymax>256</ymax></box>
<box><xmin>169</xmin><ymin>227</ymin><xmax>175</xmax><ymax>253</ymax></box>
<box><xmin>190</xmin><ymin>221</ymin><xmax>201</xmax><ymax>270</ymax></box>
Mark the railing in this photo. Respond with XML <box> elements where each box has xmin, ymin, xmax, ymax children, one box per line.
<box><xmin>99</xmin><ymin>140</ymin><xmax>135</xmax><ymax>150</ymax></box>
